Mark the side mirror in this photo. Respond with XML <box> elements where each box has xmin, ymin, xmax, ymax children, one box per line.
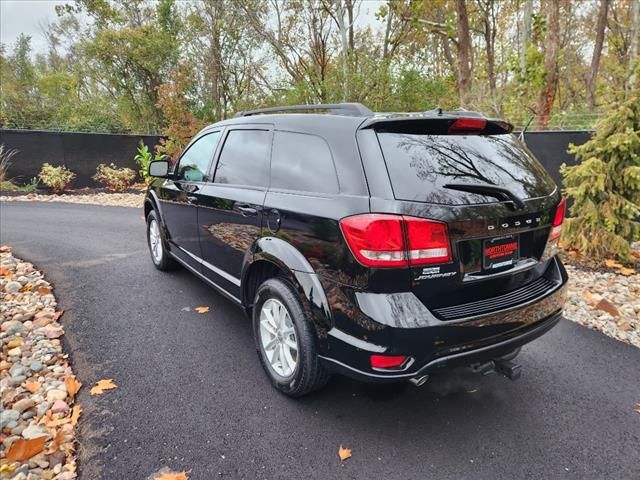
<box><xmin>148</xmin><ymin>160</ymin><xmax>169</xmax><ymax>178</ymax></box>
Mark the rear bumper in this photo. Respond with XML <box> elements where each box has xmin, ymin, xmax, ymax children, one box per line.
<box><xmin>317</xmin><ymin>256</ymin><xmax>568</xmax><ymax>382</ymax></box>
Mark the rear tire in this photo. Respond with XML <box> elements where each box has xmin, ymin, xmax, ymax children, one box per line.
<box><xmin>146</xmin><ymin>209</ymin><xmax>178</xmax><ymax>271</ymax></box>
<box><xmin>253</xmin><ymin>278</ymin><xmax>330</xmax><ymax>397</ymax></box>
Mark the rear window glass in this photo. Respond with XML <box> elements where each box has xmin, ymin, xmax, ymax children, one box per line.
<box><xmin>376</xmin><ymin>133</ymin><xmax>555</xmax><ymax>205</ymax></box>
<box><xmin>271</xmin><ymin>131</ymin><xmax>339</xmax><ymax>194</ymax></box>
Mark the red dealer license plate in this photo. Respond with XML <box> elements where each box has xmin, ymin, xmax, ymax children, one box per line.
<box><xmin>483</xmin><ymin>235</ymin><xmax>519</xmax><ymax>270</ymax></box>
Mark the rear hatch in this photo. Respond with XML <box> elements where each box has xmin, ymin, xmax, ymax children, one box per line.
<box><xmin>367</xmin><ymin>115</ymin><xmax>562</xmax><ymax>318</ymax></box>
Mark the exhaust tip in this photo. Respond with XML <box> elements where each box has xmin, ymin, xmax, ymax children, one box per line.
<box><xmin>409</xmin><ymin>375</ymin><xmax>429</xmax><ymax>387</ymax></box>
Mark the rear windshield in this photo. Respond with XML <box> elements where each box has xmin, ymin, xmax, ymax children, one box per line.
<box><xmin>376</xmin><ymin>133</ymin><xmax>555</xmax><ymax>205</ymax></box>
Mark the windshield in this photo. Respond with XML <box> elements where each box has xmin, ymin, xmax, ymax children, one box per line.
<box><xmin>376</xmin><ymin>133</ymin><xmax>556</xmax><ymax>205</ymax></box>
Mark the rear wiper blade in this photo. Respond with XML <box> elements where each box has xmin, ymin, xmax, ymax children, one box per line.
<box><xmin>443</xmin><ymin>183</ymin><xmax>526</xmax><ymax>210</ymax></box>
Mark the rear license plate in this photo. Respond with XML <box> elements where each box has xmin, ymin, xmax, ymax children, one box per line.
<box><xmin>483</xmin><ymin>235</ymin><xmax>519</xmax><ymax>270</ymax></box>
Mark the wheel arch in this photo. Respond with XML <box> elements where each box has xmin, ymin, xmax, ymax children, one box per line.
<box><xmin>241</xmin><ymin>237</ymin><xmax>333</xmax><ymax>336</ymax></box>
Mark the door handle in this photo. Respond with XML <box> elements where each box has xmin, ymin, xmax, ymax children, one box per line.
<box><xmin>238</xmin><ymin>205</ymin><xmax>258</xmax><ymax>216</ymax></box>
<box><xmin>187</xmin><ymin>195</ymin><xmax>198</xmax><ymax>204</ymax></box>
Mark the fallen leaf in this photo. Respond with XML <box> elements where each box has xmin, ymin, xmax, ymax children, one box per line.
<box><xmin>90</xmin><ymin>379</ymin><xmax>118</xmax><ymax>395</ymax></box>
<box><xmin>46</xmin><ymin>416</ymin><xmax>71</xmax><ymax>428</ymax></box>
<box><xmin>24</xmin><ymin>381</ymin><xmax>42</xmax><ymax>393</ymax></box>
<box><xmin>71</xmin><ymin>405</ymin><xmax>82</xmax><ymax>426</ymax></box>
<box><xmin>580</xmin><ymin>291</ymin><xmax>596</xmax><ymax>304</ymax></box>
<box><xmin>65</xmin><ymin>375</ymin><xmax>82</xmax><ymax>400</ymax></box>
<box><xmin>154</xmin><ymin>470</ymin><xmax>189</xmax><ymax>480</ymax></box>
<box><xmin>0</xmin><ymin>462</ymin><xmax>17</xmax><ymax>475</ymax></box>
<box><xmin>5</xmin><ymin>436</ymin><xmax>47</xmax><ymax>461</ymax></box>
<box><xmin>595</xmin><ymin>298</ymin><xmax>620</xmax><ymax>317</ymax></box>
<box><xmin>618</xmin><ymin>267</ymin><xmax>636</xmax><ymax>276</ymax></box>
<box><xmin>53</xmin><ymin>310</ymin><xmax>64</xmax><ymax>321</ymax></box>
<box><xmin>195</xmin><ymin>306</ymin><xmax>209</xmax><ymax>314</ymax></box>
<box><xmin>634</xmin><ymin>403</ymin><xmax>640</xmax><ymax>414</ymax></box>
<box><xmin>338</xmin><ymin>445</ymin><xmax>352</xmax><ymax>462</ymax></box>
<box><xmin>47</xmin><ymin>428</ymin><xmax>67</xmax><ymax>454</ymax></box>
<box><xmin>604</xmin><ymin>259</ymin><xmax>623</xmax><ymax>269</ymax></box>
<box><xmin>38</xmin><ymin>286</ymin><xmax>52</xmax><ymax>295</ymax></box>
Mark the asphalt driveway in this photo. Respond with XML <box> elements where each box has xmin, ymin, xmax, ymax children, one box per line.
<box><xmin>1</xmin><ymin>201</ymin><xmax>639</xmax><ymax>480</ymax></box>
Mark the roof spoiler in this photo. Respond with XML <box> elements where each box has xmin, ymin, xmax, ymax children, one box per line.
<box><xmin>360</xmin><ymin>114</ymin><xmax>514</xmax><ymax>135</ymax></box>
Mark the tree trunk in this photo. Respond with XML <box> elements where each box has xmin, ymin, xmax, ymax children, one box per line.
<box><xmin>480</xmin><ymin>0</ymin><xmax>497</xmax><ymax>96</ymax></box>
<box><xmin>520</xmin><ymin>0</ymin><xmax>533</xmax><ymax>73</ymax></box>
<box><xmin>535</xmin><ymin>0</ymin><xmax>560</xmax><ymax>129</ymax></box>
<box><xmin>587</xmin><ymin>0</ymin><xmax>609</xmax><ymax>110</ymax></box>
<box><xmin>455</xmin><ymin>0</ymin><xmax>473</xmax><ymax>107</ymax></box>
<box><xmin>628</xmin><ymin>0</ymin><xmax>639</xmax><ymax>95</ymax></box>
<box><xmin>331</xmin><ymin>0</ymin><xmax>350</xmax><ymax>101</ymax></box>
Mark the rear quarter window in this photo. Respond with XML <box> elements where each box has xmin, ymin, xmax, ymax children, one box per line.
<box><xmin>270</xmin><ymin>131</ymin><xmax>339</xmax><ymax>194</ymax></box>
<box><xmin>376</xmin><ymin>133</ymin><xmax>555</xmax><ymax>205</ymax></box>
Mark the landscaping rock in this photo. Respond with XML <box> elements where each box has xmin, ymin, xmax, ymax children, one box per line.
<box><xmin>0</xmin><ymin>246</ymin><xmax>80</xmax><ymax>479</ymax></box>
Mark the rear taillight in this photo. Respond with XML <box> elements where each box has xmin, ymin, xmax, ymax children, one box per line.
<box><xmin>549</xmin><ymin>197</ymin><xmax>566</xmax><ymax>240</ymax></box>
<box><xmin>339</xmin><ymin>214</ymin><xmax>452</xmax><ymax>268</ymax></box>
<box><xmin>370</xmin><ymin>354</ymin><xmax>408</xmax><ymax>369</ymax></box>
<box><xmin>448</xmin><ymin>117</ymin><xmax>487</xmax><ymax>134</ymax></box>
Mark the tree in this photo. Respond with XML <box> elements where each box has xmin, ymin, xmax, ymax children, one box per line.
<box><xmin>455</xmin><ymin>0</ymin><xmax>473</xmax><ymax>107</ymax></box>
<box><xmin>535</xmin><ymin>0</ymin><xmax>560</xmax><ymax>129</ymax></box>
<box><xmin>561</xmin><ymin>94</ymin><xmax>640</xmax><ymax>262</ymax></box>
<box><xmin>587</xmin><ymin>0</ymin><xmax>610</xmax><ymax>110</ymax></box>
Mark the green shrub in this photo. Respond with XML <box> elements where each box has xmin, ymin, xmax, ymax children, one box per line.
<box><xmin>561</xmin><ymin>94</ymin><xmax>640</xmax><ymax>262</ymax></box>
<box><xmin>133</xmin><ymin>141</ymin><xmax>166</xmax><ymax>184</ymax></box>
<box><xmin>93</xmin><ymin>163</ymin><xmax>136</xmax><ymax>192</ymax></box>
<box><xmin>38</xmin><ymin>163</ymin><xmax>76</xmax><ymax>193</ymax></box>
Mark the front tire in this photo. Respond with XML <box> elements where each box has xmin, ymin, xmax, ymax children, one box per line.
<box><xmin>146</xmin><ymin>209</ymin><xmax>177</xmax><ymax>271</ymax></box>
<box><xmin>253</xmin><ymin>278</ymin><xmax>330</xmax><ymax>397</ymax></box>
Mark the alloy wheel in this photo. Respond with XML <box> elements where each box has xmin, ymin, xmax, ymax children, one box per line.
<box><xmin>259</xmin><ymin>298</ymin><xmax>299</xmax><ymax>378</ymax></box>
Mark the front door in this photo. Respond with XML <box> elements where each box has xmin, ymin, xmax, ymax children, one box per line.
<box><xmin>196</xmin><ymin>127</ymin><xmax>272</xmax><ymax>300</ymax></box>
<box><xmin>159</xmin><ymin>131</ymin><xmax>221</xmax><ymax>267</ymax></box>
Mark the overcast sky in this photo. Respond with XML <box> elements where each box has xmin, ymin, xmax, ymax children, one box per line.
<box><xmin>1</xmin><ymin>0</ymin><xmax>385</xmax><ymax>54</ymax></box>
<box><xmin>0</xmin><ymin>1</ymin><xmax>65</xmax><ymax>52</ymax></box>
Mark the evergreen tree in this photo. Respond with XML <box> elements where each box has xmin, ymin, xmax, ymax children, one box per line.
<box><xmin>561</xmin><ymin>94</ymin><xmax>640</xmax><ymax>261</ymax></box>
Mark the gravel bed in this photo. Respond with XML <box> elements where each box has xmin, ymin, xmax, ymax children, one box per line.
<box><xmin>0</xmin><ymin>247</ymin><xmax>80</xmax><ymax>479</ymax></box>
<box><xmin>1</xmin><ymin>192</ymin><xmax>143</xmax><ymax>208</ymax></box>
<box><xmin>564</xmin><ymin>264</ymin><xmax>639</xmax><ymax>348</ymax></box>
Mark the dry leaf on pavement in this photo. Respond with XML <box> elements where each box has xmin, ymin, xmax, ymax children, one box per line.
<box><xmin>634</xmin><ymin>403</ymin><xmax>640</xmax><ymax>415</ymax></box>
<box><xmin>154</xmin><ymin>470</ymin><xmax>190</xmax><ymax>480</ymax></box>
<box><xmin>65</xmin><ymin>375</ymin><xmax>82</xmax><ymax>399</ymax></box>
<box><xmin>71</xmin><ymin>405</ymin><xmax>82</xmax><ymax>426</ymax></box>
<box><xmin>90</xmin><ymin>379</ymin><xmax>118</xmax><ymax>395</ymax></box>
<box><xmin>338</xmin><ymin>445</ymin><xmax>352</xmax><ymax>462</ymax></box>
<box><xmin>24</xmin><ymin>381</ymin><xmax>42</xmax><ymax>393</ymax></box>
<box><xmin>5</xmin><ymin>436</ymin><xmax>47</xmax><ymax>461</ymax></box>
<box><xmin>195</xmin><ymin>306</ymin><xmax>210</xmax><ymax>314</ymax></box>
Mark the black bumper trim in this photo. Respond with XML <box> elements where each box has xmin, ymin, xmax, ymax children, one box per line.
<box><xmin>319</xmin><ymin>311</ymin><xmax>562</xmax><ymax>381</ymax></box>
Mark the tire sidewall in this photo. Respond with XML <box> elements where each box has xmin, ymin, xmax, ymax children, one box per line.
<box><xmin>252</xmin><ymin>278</ymin><xmax>312</xmax><ymax>395</ymax></box>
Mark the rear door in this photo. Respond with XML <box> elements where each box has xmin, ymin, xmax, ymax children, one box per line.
<box><xmin>368</xmin><ymin>119</ymin><xmax>560</xmax><ymax>315</ymax></box>
<box><xmin>159</xmin><ymin>131</ymin><xmax>221</xmax><ymax>267</ymax></box>
<box><xmin>196</xmin><ymin>126</ymin><xmax>272</xmax><ymax>300</ymax></box>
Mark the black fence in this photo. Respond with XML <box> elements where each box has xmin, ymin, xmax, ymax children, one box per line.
<box><xmin>0</xmin><ymin>130</ymin><xmax>161</xmax><ymax>187</ymax></box>
<box><xmin>1</xmin><ymin>128</ymin><xmax>592</xmax><ymax>189</ymax></box>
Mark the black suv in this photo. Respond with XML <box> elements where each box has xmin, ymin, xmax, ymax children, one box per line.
<box><xmin>144</xmin><ymin>103</ymin><xmax>568</xmax><ymax>396</ymax></box>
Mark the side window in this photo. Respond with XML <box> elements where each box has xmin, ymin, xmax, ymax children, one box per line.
<box><xmin>175</xmin><ymin>131</ymin><xmax>220</xmax><ymax>182</ymax></box>
<box><xmin>271</xmin><ymin>131</ymin><xmax>339</xmax><ymax>194</ymax></box>
<box><xmin>214</xmin><ymin>130</ymin><xmax>271</xmax><ymax>188</ymax></box>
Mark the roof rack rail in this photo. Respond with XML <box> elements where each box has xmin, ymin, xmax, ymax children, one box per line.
<box><xmin>234</xmin><ymin>103</ymin><xmax>373</xmax><ymax>118</ymax></box>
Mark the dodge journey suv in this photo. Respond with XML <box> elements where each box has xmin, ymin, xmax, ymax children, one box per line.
<box><xmin>144</xmin><ymin>103</ymin><xmax>568</xmax><ymax>396</ymax></box>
